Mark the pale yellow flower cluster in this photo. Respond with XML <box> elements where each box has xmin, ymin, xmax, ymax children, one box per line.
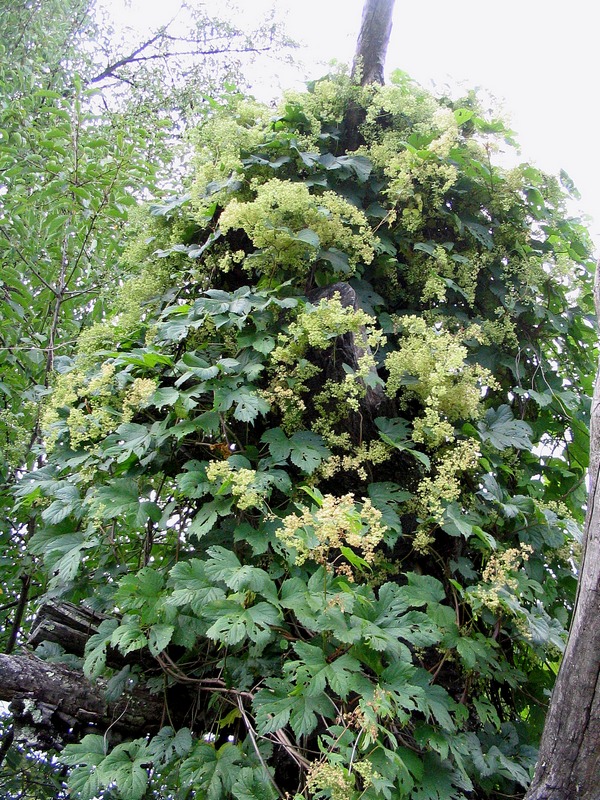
<box><xmin>43</xmin><ymin>362</ymin><xmax>117</xmax><ymax>452</ymax></box>
<box><xmin>472</xmin><ymin>544</ymin><xmax>534</xmax><ymax>614</ymax></box>
<box><xmin>43</xmin><ymin>359</ymin><xmax>160</xmax><ymax>453</ymax></box>
<box><xmin>318</xmin><ymin>440</ymin><xmax>392</xmax><ymax>481</ymax></box>
<box><xmin>205</xmin><ymin>460</ymin><xmax>265</xmax><ymax>510</ymax></box>
<box><xmin>385</xmin><ymin>316</ymin><xmax>495</xmax><ymax>448</ymax></box>
<box><xmin>417</xmin><ymin>438</ymin><xmax>481</xmax><ymax>522</ymax></box>
<box><xmin>267</xmin><ymin>296</ymin><xmax>385</xmax><ymax>436</ymax></box>
<box><xmin>276</xmin><ymin>493</ymin><xmax>387</xmax><ymax>576</ymax></box>
<box><xmin>307</xmin><ymin>762</ymin><xmax>353</xmax><ymax>800</ymax></box>
<box><xmin>122</xmin><ymin>378</ymin><xmax>157</xmax><ymax>423</ymax></box>
<box><xmin>218</xmin><ymin>179</ymin><xmax>375</xmax><ymax>278</ymax></box>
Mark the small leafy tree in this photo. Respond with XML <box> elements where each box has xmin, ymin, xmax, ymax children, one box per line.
<box><xmin>10</xmin><ymin>65</ymin><xmax>596</xmax><ymax>799</ymax></box>
<box><xmin>0</xmin><ymin>2</ymin><xmax>288</xmax><ymax>795</ymax></box>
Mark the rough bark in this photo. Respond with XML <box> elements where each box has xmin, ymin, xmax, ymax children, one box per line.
<box><xmin>525</xmin><ymin>263</ymin><xmax>600</xmax><ymax>800</ymax></box>
<box><xmin>28</xmin><ymin>600</ymin><xmax>111</xmax><ymax>657</ymax></box>
<box><xmin>0</xmin><ymin>653</ymin><xmax>172</xmax><ymax>751</ymax></box>
<box><xmin>342</xmin><ymin>0</ymin><xmax>396</xmax><ymax>151</ymax></box>
<box><xmin>351</xmin><ymin>0</ymin><xmax>395</xmax><ymax>86</ymax></box>
<box><xmin>1</xmin><ymin>601</ymin><xmax>196</xmax><ymax>752</ymax></box>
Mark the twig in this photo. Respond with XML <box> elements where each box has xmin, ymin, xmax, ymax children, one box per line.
<box><xmin>236</xmin><ymin>696</ymin><xmax>284</xmax><ymax>798</ymax></box>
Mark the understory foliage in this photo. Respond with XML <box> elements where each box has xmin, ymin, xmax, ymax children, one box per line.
<box><xmin>16</xmin><ymin>72</ymin><xmax>596</xmax><ymax>798</ymax></box>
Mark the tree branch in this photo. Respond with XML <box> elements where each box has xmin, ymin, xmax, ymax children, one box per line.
<box><xmin>0</xmin><ymin>653</ymin><xmax>174</xmax><ymax>748</ymax></box>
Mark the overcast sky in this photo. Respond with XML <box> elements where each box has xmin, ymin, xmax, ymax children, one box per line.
<box><xmin>113</xmin><ymin>0</ymin><xmax>599</xmax><ymax>250</ymax></box>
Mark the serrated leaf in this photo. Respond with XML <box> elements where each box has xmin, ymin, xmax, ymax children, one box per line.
<box><xmin>261</xmin><ymin>427</ymin><xmax>291</xmax><ymax>462</ymax></box>
<box><xmin>83</xmin><ymin>618</ymin><xmax>119</xmax><ymax>679</ymax></box>
<box><xmin>150</xmin><ymin>386</ymin><xmax>180</xmax><ymax>407</ymax></box>
<box><xmin>60</xmin><ymin>734</ymin><xmax>107</xmax><ymax>766</ymax></box>
<box><xmin>41</xmin><ymin>484</ymin><xmax>81</xmax><ymax>524</ymax></box>
<box><xmin>97</xmin><ymin>741</ymin><xmax>150</xmax><ymax>800</ymax></box>
<box><xmin>111</xmin><ymin>621</ymin><xmax>147</xmax><ymax>655</ymax></box>
<box><xmin>289</xmin><ymin>430</ymin><xmax>331</xmax><ymax>473</ymax></box>
<box><xmin>477</xmin><ymin>405</ymin><xmax>533</xmax><ymax>451</ymax></box>
<box><xmin>148</xmin><ymin>623</ymin><xmax>174</xmax><ymax>656</ymax></box>
<box><xmin>253</xmin><ymin>679</ymin><xmax>296</xmax><ymax>734</ymax></box>
<box><xmin>67</xmin><ymin>765</ymin><xmax>101</xmax><ymax>800</ymax></box>
<box><xmin>233</xmin><ymin>767</ymin><xmax>278</xmax><ymax>800</ymax></box>
<box><xmin>375</xmin><ymin>417</ymin><xmax>431</xmax><ymax>469</ymax></box>
<box><xmin>232</xmin><ymin>389</ymin><xmax>270</xmax><ymax>423</ymax></box>
<box><xmin>289</xmin><ymin>691</ymin><xmax>334</xmax><ymax>738</ymax></box>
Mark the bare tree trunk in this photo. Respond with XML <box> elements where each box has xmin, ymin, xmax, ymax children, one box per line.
<box><xmin>525</xmin><ymin>263</ymin><xmax>600</xmax><ymax>800</ymax></box>
<box><xmin>342</xmin><ymin>0</ymin><xmax>396</xmax><ymax>151</ymax></box>
<box><xmin>351</xmin><ymin>0</ymin><xmax>395</xmax><ymax>86</ymax></box>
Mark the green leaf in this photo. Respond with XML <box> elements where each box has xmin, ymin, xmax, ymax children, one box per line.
<box><xmin>150</xmin><ymin>386</ymin><xmax>180</xmax><ymax>407</ymax></box>
<box><xmin>67</xmin><ymin>766</ymin><xmax>101</xmax><ymax>800</ymax></box>
<box><xmin>232</xmin><ymin>388</ymin><xmax>270</xmax><ymax>423</ymax></box>
<box><xmin>477</xmin><ymin>405</ymin><xmax>533</xmax><ymax>451</ymax></box>
<box><xmin>111</xmin><ymin>621</ymin><xmax>147</xmax><ymax>656</ymax></box>
<box><xmin>96</xmin><ymin>740</ymin><xmax>150</xmax><ymax>800</ymax></box>
<box><xmin>295</xmin><ymin>228</ymin><xmax>320</xmax><ymax>248</ymax></box>
<box><xmin>454</xmin><ymin>108</ymin><xmax>474</xmax><ymax>125</ymax></box>
<box><xmin>41</xmin><ymin>484</ymin><xmax>81</xmax><ymax>524</ymax></box>
<box><xmin>60</xmin><ymin>734</ymin><xmax>107</xmax><ymax>766</ymax></box>
<box><xmin>375</xmin><ymin>417</ymin><xmax>431</xmax><ymax>469</ymax></box>
<box><xmin>92</xmin><ymin>478</ymin><xmax>140</xmax><ymax>520</ymax></box>
<box><xmin>261</xmin><ymin>427</ymin><xmax>291</xmax><ymax>462</ymax></box>
<box><xmin>253</xmin><ymin>679</ymin><xmax>296</xmax><ymax>734</ymax></box>
<box><xmin>84</xmin><ymin>618</ymin><xmax>119</xmax><ymax>679</ymax></box>
<box><xmin>148</xmin><ymin>624</ymin><xmax>175</xmax><ymax>656</ymax></box>
<box><xmin>205</xmin><ymin>545</ymin><xmax>278</xmax><ymax>600</ymax></box>
<box><xmin>289</xmin><ymin>430</ymin><xmax>331</xmax><ymax>473</ymax></box>
<box><xmin>232</xmin><ymin>767</ymin><xmax>278</xmax><ymax>800</ymax></box>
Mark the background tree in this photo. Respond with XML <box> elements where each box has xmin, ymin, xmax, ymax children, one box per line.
<box><xmin>1</xmin><ymin>2</ymin><xmax>597</xmax><ymax>800</ymax></box>
<box><xmin>0</xmin><ymin>1</ymin><xmax>288</xmax><ymax>795</ymax></box>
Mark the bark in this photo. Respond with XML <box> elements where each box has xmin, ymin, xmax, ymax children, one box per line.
<box><xmin>342</xmin><ymin>0</ymin><xmax>396</xmax><ymax>151</ymax></box>
<box><xmin>525</xmin><ymin>262</ymin><xmax>600</xmax><ymax>800</ymax></box>
<box><xmin>351</xmin><ymin>0</ymin><xmax>396</xmax><ymax>86</ymax></box>
<box><xmin>28</xmin><ymin>600</ymin><xmax>111</xmax><ymax>657</ymax></box>
<box><xmin>1</xmin><ymin>601</ymin><xmax>196</xmax><ymax>752</ymax></box>
<box><xmin>0</xmin><ymin>653</ymin><xmax>171</xmax><ymax>751</ymax></box>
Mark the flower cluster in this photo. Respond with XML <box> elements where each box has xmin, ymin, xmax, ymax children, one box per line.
<box><xmin>122</xmin><ymin>378</ymin><xmax>157</xmax><ymax>422</ymax></box>
<box><xmin>43</xmin><ymin>363</ymin><xmax>117</xmax><ymax>452</ymax></box>
<box><xmin>307</xmin><ymin>762</ymin><xmax>353</xmax><ymax>800</ymax></box>
<box><xmin>385</xmin><ymin>316</ymin><xmax>495</xmax><ymax>447</ymax></box>
<box><xmin>205</xmin><ymin>460</ymin><xmax>267</xmax><ymax>510</ymax></box>
<box><xmin>266</xmin><ymin>296</ymin><xmax>385</xmax><ymax>436</ymax></box>
<box><xmin>470</xmin><ymin>544</ymin><xmax>534</xmax><ymax>615</ymax></box>
<box><xmin>43</xmin><ymin>363</ymin><xmax>157</xmax><ymax>453</ymax></box>
<box><xmin>416</xmin><ymin>438</ymin><xmax>481</xmax><ymax>521</ymax></box>
<box><xmin>276</xmin><ymin>493</ymin><xmax>387</xmax><ymax>578</ymax></box>
<box><xmin>273</xmin><ymin>295</ymin><xmax>384</xmax><ymax>361</ymax></box>
<box><xmin>218</xmin><ymin>179</ymin><xmax>375</xmax><ymax>279</ymax></box>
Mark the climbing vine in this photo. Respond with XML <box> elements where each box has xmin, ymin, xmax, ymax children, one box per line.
<box><xmin>19</xmin><ymin>70</ymin><xmax>596</xmax><ymax>799</ymax></box>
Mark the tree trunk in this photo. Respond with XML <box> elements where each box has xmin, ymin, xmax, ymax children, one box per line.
<box><xmin>351</xmin><ymin>0</ymin><xmax>395</xmax><ymax>86</ymax></box>
<box><xmin>342</xmin><ymin>0</ymin><xmax>396</xmax><ymax>151</ymax></box>
<box><xmin>1</xmin><ymin>601</ymin><xmax>195</xmax><ymax>752</ymax></box>
<box><xmin>0</xmin><ymin>653</ymin><xmax>171</xmax><ymax>751</ymax></box>
<box><xmin>525</xmin><ymin>263</ymin><xmax>600</xmax><ymax>800</ymax></box>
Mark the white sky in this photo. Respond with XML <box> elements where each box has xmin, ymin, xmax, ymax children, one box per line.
<box><xmin>113</xmin><ymin>0</ymin><xmax>599</xmax><ymax>251</ymax></box>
